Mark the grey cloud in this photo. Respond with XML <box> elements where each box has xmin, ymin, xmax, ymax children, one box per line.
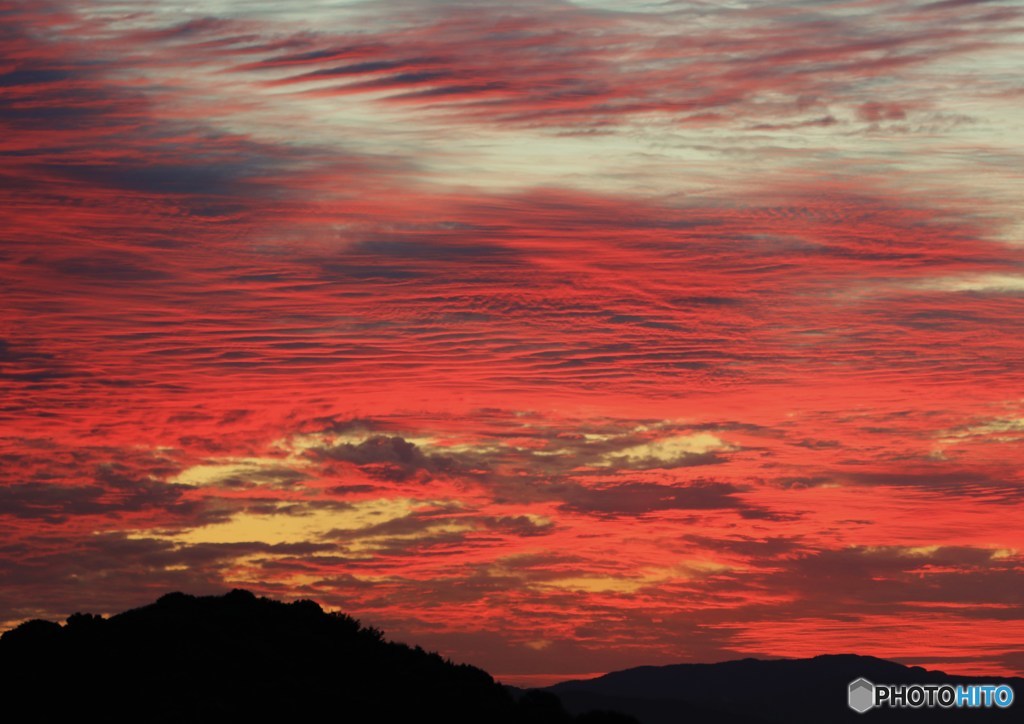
<box><xmin>312</xmin><ymin>434</ymin><xmax>481</xmax><ymax>482</ymax></box>
<box><xmin>555</xmin><ymin>481</ymin><xmax>748</xmax><ymax>516</ymax></box>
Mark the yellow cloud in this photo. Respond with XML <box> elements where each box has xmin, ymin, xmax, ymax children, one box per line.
<box><xmin>174</xmin><ymin>457</ymin><xmax>306</xmax><ymax>487</ymax></box>
<box><xmin>538</xmin><ymin>559</ymin><xmax>732</xmax><ymax>594</ymax></box>
<box><xmin>130</xmin><ymin>498</ymin><xmax>425</xmax><ymax>545</ymax></box>
<box><xmin>598</xmin><ymin>432</ymin><xmax>731</xmax><ymax>466</ymax></box>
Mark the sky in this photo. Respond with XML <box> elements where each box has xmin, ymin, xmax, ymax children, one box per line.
<box><xmin>1</xmin><ymin>0</ymin><xmax>1023</xmax><ymax>686</ymax></box>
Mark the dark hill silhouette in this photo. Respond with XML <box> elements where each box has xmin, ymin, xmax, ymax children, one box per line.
<box><xmin>0</xmin><ymin>590</ymin><xmax>637</xmax><ymax>724</ymax></box>
<box><xmin>547</xmin><ymin>654</ymin><xmax>1023</xmax><ymax>723</ymax></box>
<box><xmin>4</xmin><ymin>591</ymin><xmax>1019</xmax><ymax>724</ymax></box>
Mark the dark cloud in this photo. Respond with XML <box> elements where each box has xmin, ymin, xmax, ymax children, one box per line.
<box><xmin>754</xmin><ymin>545</ymin><xmax>1024</xmax><ymax>613</ymax></box>
<box><xmin>0</xmin><ymin>473</ymin><xmax>199</xmax><ymax>524</ymax></box>
<box><xmin>682</xmin><ymin>534</ymin><xmax>805</xmax><ymax>558</ymax></box>
<box><xmin>43</xmin><ymin>157</ymin><xmax>272</xmax><ymax>197</ymax></box>
<box><xmin>51</xmin><ymin>254</ymin><xmax>173</xmax><ymax>283</ymax></box>
<box><xmin>479</xmin><ymin>515</ymin><xmax>554</xmax><ymax>537</ymax></box>
<box><xmin>312</xmin><ymin>435</ymin><xmax>475</xmax><ymax>482</ymax></box>
<box><xmin>302</xmin><ymin>58</ymin><xmax>444</xmax><ymax>78</ymax></box>
<box><xmin>322</xmin><ymin>508</ymin><xmax>553</xmax><ymax>556</ymax></box>
<box><xmin>555</xmin><ymin>481</ymin><xmax>749</xmax><ymax>516</ymax></box>
<box><xmin>841</xmin><ymin>471</ymin><xmax>1023</xmax><ymax>500</ymax></box>
<box><xmin>0</xmin><ymin>533</ymin><xmax>336</xmax><ymax>626</ymax></box>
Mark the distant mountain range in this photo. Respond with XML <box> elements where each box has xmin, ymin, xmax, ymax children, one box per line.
<box><xmin>547</xmin><ymin>654</ymin><xmax>1022</xmax><ymax>723</ymax></box>
<box><xmin>1</xmin><ymin>590</ymin><xmax>1018</xmax><ymax>723</ymax></box>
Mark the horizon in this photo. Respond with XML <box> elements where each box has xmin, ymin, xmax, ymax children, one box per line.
<box><xmin>4</xmin><ymin>587</ymin><xmax>1021</xmax><ymax>690</ymax></box>
<box><xmin>2</xmin><ymin>0</ymin><xmax>1022</xmax><ymax>687</ymax></box>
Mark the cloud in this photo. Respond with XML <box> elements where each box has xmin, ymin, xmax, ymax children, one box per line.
<box><xmin>0</xmin><ymin>459</ymin><xmax>204</xmax><ymax>524</ymax></box>
<box><xmin>858</xmin><ymin>101</ymin><xmax>908</xmax><ymax>122</ymax></box>
<box><xmin>134</xmin><ymin>498</ymin><xmax>423</xmax><ymax>546</ymax></box>
<box><xmin>195</xmin><ymin>0</ymin><xmax>1019</xmax><ymax>135</ymax></box>
<box><xmin>173</xmin><ymin>459</ymin><xmax>308</xmax><ymax>489</ymax></box>
<box><xmin>596</xmin><ymin>432</ymin><xmax>733</xmax><ymax>469</ymax></box>
<box><xmin>555</xmin><ymin>481</ymin><xmax>749</xmax><ymax>516</ymax></box>
<box><xmin>310</xmin><ymin>435</ymin><xmax>472</xmax><ymax>482</ymax></box>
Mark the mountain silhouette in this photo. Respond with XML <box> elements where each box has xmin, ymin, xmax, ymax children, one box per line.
<box><xmin>547</xmin><ymin>654</ymin><xmax>1022</xmax><ymax>723</ymax></box>
<box><xmin>3</xmin><ymin>590</ymin><xmax>1019</xmax><ymax>723</ymax></box>
<box><xmin>0</xmin><ymin>590</ymin><xmax>636</xmax><ymax>724</ymax></box>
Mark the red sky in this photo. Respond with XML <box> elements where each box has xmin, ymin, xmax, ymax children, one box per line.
<box><xmin>2</xmin><ymin>0</ymin><xmax>1023</xmax><ymax>686</ymax></box>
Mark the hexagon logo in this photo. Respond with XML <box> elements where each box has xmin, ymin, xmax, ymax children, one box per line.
<box><xmin>849</xmin><ymin>678</ymin><xmax>875</xmax><ymax>713</ymax></box>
